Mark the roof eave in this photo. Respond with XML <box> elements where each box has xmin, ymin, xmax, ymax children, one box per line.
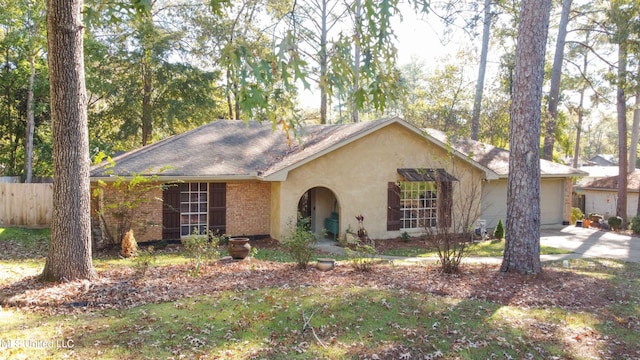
<box><xmin>90</xmin><ymin>174</ymin><xmax>264</xmax><ymax>183</ymax></box>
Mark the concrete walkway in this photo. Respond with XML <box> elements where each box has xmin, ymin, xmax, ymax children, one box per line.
<box><xmin>314</xmin><ymin>226</ymin><xmax>640</xmax><ymax>264</ymax></box>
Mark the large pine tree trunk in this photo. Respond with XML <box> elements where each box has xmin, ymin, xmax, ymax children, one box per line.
<box><xmin>616</xmin><ymin>42</ymin><xmax>628</xmax><ymax>224</ymax></box>
<box><xmin>501</xmin><ymin>0</ymin><xmax>551</xmax><ymax>274</ymax></box>
<box><xmin>542</xmin><ymin>0</ymin><xmax>572</xmax><ymax>160</ymax></box>
<box><xmin>41</xmin><ymin>0</ymin><xmax>96</xmax><ymax>282</ymax></box>
<box><xmin>470</xmin><ymin>0</ymin><xmax>492</xmax><ymax>141</ymax></box>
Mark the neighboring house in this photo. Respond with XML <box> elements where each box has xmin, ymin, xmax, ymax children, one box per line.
<box><xmin>90</xmin><ymin>118</ymin><xmax>585</xmax><ymax>242</ymax></box>
<box><xmin>589</xmin><ymin>154</ymin><xmax>617</xmax><ymax>166</ymax></box>
<box><xmin>426</xmin><ymin>130</ymin><xmax>587</xmax><ymax>229</ymax></box>
<box><xmin>575</xmin><ymin>170</ymin><xmax>640</xmax><ymax>220</ymax></box>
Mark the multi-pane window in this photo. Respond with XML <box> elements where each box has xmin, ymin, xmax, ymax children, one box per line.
<box><xmin>180</xmin><ymin>183</ymin><xmax>208</xmax><ymax>236</ymax></box>
<box><xmin>399</xmin><ymin>182</ymin><xmax>437</xmax><ymax>229</ymax></box>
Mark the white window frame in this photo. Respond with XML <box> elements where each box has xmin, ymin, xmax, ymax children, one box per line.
<box><xmin>180</xmin><ymin>182</ymin><xmax>208</xmax><ymax>236</ymax></box>
<box><xmin>399</xmin><ymin>181</ymin><xmax>437</xmax><ymax>230</ymax></box>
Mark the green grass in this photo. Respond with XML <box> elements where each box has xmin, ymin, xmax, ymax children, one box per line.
<box><xmin>382</xmin><ymin>238</ymin><xmax>573</xmax><ymax>258</ymax></box>
<box><xmin>0</xmin><ymin>227</ymin><xmax>50</xmax><ymax>242</ymax></box>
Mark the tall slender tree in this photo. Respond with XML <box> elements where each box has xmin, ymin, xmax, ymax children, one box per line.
<box><xmin>542</xmin><ymin>0</ymin><xmax>573</xmax><ymax>161</ymax></box>
<box><xmin>470</xmin><ymin>0</ymin><xmax>492</xmax><ymax>140</ymax></box>
<box><xmin>501</xmin><ymin>0</ymin><xmax>552</xmax><ymax>275</ymax></box>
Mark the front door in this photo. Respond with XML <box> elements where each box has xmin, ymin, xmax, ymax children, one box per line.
<box><xmin>297</xmin><ymin>188</ymin><xmax>316</xmax><ymax>229</ymax></box>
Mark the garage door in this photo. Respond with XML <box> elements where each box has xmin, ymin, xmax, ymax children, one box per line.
<box><xmin>541</xmin><ymin>179</ymin><xmax>563</xmax><ymax>225</ymax></box>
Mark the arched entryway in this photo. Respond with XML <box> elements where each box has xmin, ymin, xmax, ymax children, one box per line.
<box><xmin>297</xmin><ymin>187</ymin><xmax>340</xmax><ymax>239</ymax></box>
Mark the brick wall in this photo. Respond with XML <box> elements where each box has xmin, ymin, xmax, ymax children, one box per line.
<box><xmin>93</xmin><ymin>180</ymin><xmax>271</xmax><ymax>242</ymax></box>
<box><xmin>226</xmin><ymin>181</ymin><xmax>271</xmax><ymax>236</ymax></box>
<box><xmin>91</xmin><ymin>183</ymin><xmax>163</xmax><ymax>243</ymax></box>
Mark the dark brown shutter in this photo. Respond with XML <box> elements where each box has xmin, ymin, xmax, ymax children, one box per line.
<box><xmin>209</xmin><ymin>183</ymin><xmax>226</xmax><ymax>234</ymax></box>
<box><xmin>387</xmin><ymin>182</ymin><xmax>401</xmax><ymax>231</ymax></box>
<box><xmin>162</xmin><ymin>183</ymin><xmax>182</xmax><ymax>240</ymax></box>
<box><xmin>438</xmin><ymin>181</ymin><xmax>453</xmax><ymax>229</ymax></box>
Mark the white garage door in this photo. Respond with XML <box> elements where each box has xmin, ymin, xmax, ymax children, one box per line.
<box><xmin>540</xmin><ymin>179</ymin><xmax>563</xmax><ymax>225</ymax></box>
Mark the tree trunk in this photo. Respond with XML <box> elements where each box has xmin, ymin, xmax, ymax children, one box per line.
<box><xmin>41</xmin><ymin>0</ymin><xmax>96</xmax><ymax>282</ymax></box>
<box><xmin>352</xmin><ymin>0</ymin><xmax>362</xmax><ymax>123</ymax></box>
<box><xmin>501</xmin><ymin>0</ymin><xmax>551</xmax><ymax>275</ymax></box>
<box><xmin>572</xmin><ymin>35</ymin><xmax>589</xmax><ymax>169</ymax></box>
<box><xmin>141</xmin><ymin>57</ymin><xmax>153</xmax><ymax>146</ymax></box>
<box><xmin>24</xmin><ymin>54</ymin><xmax>36</xmax><ymax>183</ymax></box>
<box><xmin>226</xmin><ymin>68</ymin><xmax>234</xmax><ymax>119</ymax></box>
<box><xmin>572</xmin><ymin>87</ymin><xmax>585</xmax><ymax>169</ymax></box>
<box><xmin>471</xmin><ymin>0</ymin><xmax>492</xmax><ymax>141</ymax></box>
<box><xmin>319</xmin><ymin>0</ymin><xmax>329</xmax><ymax>124</ymax></box>
<box><xmin>616</xmin><ymin>42</ymin><xmax>628</xmax><ymax>224</ymax></box>
<box><xmin>629</xmin><ymin>93</ymin><xmax>640</xmax><ymax>173</ymax></box>
<box><xmin>542</xmin><ymin>0</ymin><xmax>572</xmax><ymax>160</ymax></box>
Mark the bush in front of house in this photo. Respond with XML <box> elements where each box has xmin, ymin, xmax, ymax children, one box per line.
<box><xmin>493</xmin><ymin>219</ymin><xmax>505</xmax><ymax>240</ymax></box>
<box><xmin>281</xmin><ymin>216</ymin><xmax>317</xmax><ymax>269</ymax></box>
<box><xmin>182</xmin><ymin>229</ymin><xmax>220</xmax><ymax>277</ymax></box>
<box><xmin>608</xmin><ymin>216</ymin><xmax>623</xmax><ymax>231</ymax></box>
<box><xmin>571</xmin><ymin>207</ymin><xmax>584</xmax><ymax>225</ymax></box>
<box><xmin>632</xmin><ymin>216</ymin><xmax>640</xmax><ymax>234</ymax></box>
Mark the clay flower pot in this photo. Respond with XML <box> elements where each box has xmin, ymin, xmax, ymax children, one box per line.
<box><xmin>316</xmin><ymin>258</ymin><xmax>335</xmax><ymax>271</ymax></box>
<box><xmin>228</xmin><ymin>237</ymin><xmax>251</xmax><ymax>259</ymax></box>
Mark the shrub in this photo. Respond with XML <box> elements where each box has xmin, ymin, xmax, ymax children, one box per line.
<box><xmin>571</xmin><ymin>207</ymin><xmax>584</xmax><ymax>224</ymax></box>
<box><xmin>133</xmin><ymin>246</ymin><xmax>157</xmax><ymax>277</ymax></box>
<box><xmin>493</xmin><ymin>219</ymin><xmax>505</xmax><ymax>240</ymax></box>
<box><xmin>121</xmin><ymin>229</ymin><xmax>137</xmax><ymax>258</ymax></box>
<box><xmin>92</xmin><ymin>153</ymin><xmax>168</xmax><ymax>249</ymax></box>
<box><xmin>182</xmin><ymin>228</ymin><xmax>220</xmax><ymax>277</ymax></box>
<box><xmin>400</xmin><ymin>231</ymin><xmax>411</xmax><ymax>243</ymax></box>
<box><xmin>632</xmin><ymin>216</ymin><xmax>640</xmax><ymax>234</ymax></box>
<box><xmin>425</xmin><ymin>233</ymin><xmax>472</xmax><ymax>273</ymax></box>
<box><xmin>345</xmin><ymin>240</ymin><xmax>378</xmax><ymax>272</ymax></box>
<box><xmin>281</xmin><ymin>216</ymin><xmax>317</xmax><ymax>269</ymax></box>
<box><xmin>608</xmin><ymin>216</ymin><xmax>623</xmax><ymax>231</ymax></box>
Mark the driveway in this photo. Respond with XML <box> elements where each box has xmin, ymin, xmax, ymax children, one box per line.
<box><xmin>540</xmin><ymin>226</ymin><xmax>640</xmax><ymax>263</ymax></box>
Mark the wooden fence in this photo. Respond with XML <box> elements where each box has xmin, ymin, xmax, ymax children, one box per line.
<box><xmin>0</xmin><ymin>183</ymin><xmax>53</xmax><ymax>227</ymax></box>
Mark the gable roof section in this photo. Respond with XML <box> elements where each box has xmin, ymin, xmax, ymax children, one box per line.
<box><xmin>262</xmin><ymin>117</ymin><xmax>499</xmax><ymax>181</ymax></box>
<box><xmin>94</xmin><ymin>117</ymin><xmax>577</xmax><ymax>182</ymax></box>
<box><xmin>90</xmin><ymin>120</ymin><xmax>292</xmax><ymax>179</ymax></box>
<box><xmin>425</xmin><ymin>129</ymin><xmax>587</xmax><ymax>179</ymax></box>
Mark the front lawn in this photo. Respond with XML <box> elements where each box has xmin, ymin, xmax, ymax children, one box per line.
<box><xmin>1</xmin><ymin>228</ymin><xmax>639</xmax><ymax>359</ymax></box>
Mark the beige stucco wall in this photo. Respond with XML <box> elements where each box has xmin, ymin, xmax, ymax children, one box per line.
<box><xmin>583</xmin><ymin>189</ymin><xmax>638</xmax><ymax>220</ymax></box>
<box><xmin>480</xmin><ymin>177</ymin><xmax>571</xmax><ymax>229</ymax></box>
<box><xmin>270</xmin><ymin>122</ymin><xmax>484</xmax><ymax>240</ymax></box>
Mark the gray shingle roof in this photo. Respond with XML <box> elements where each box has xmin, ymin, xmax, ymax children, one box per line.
<box><xmin>425</xmin><ymin>129</ymin><xmax>587</xmax><ymax>178</ymax></box>
<box><xmin>90</xmin><ymin>119</ymin><xmax>390</xmax><ymax>179</ymax></box>
<box><xmin>577</xmin><ymin>170</ymin><xmax>640</xmax><ymax>191</ymax></box>
<box><xmin>90</xmin><ymin>118</ymin><xmax>586</xmax><ymax>180</ymax></box>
